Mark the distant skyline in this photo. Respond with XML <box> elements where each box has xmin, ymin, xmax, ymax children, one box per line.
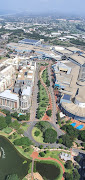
<box><xmin>0</xmin><ymin>0</ymin><xmax>85</xmax><ymax>16</ymax></box>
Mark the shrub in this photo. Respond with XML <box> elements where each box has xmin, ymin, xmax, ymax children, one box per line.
<box><xmin>8</xmin><ymin>135</ymin><xmax>12</xmax><ymax>139</ymax></box>
<box><xmin>24</xmin><ymin>148</ymin><xmax>30</xmax><ymax>152</ymax></box>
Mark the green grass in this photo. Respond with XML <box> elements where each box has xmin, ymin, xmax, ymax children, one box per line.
<box><xmin>2</xmin><ymin>127</ymin><xmax>12</xmax><ymax>134</ymax></box>
<box><xmin>20</xmin><ymin>124</ymin><xmax>29</xmax><ymax>132</ymax></box>
<box><xmin>42</xmin><ymin>68</ymin><xmax>48</xmax><ymax>84</ymax></box>
<box><xmin>16</xmin><ymin>146</ymin><xmax>33</xmax><ymax>159</ymax></box>
<box><xmin>44</xmin><ymin>150</ymin><xmax>72</xmax><ymax>174</ymax></box>
<box><xmin>32</xmin><ymin>127</ymin><xmax>44</xmax><ymax>143</ymax></box>
<box><xmin>37</xmin><ymin>83</ymin><xmax>49</xmax><ymax>119</ymax></box>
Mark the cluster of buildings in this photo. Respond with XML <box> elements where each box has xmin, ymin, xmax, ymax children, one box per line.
<box><xmin>0</xmin><ymin>56</ymin><xmax>36</xmax><ymax>112</ymax></box>
<box><xmin>52</xmin><ymin>46</ymin><xmax>85</xmax><ymax>122</ymax></box>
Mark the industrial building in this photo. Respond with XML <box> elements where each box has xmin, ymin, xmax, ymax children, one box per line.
<box><xmin>52</xmin><ymin>59</ymin><xmax>85</xmax><ymax>121</ymax></box>
<box><xmin>18</xmin><ymin>39</ymin><xmax>41</xmax><ymax>46</ymax></box>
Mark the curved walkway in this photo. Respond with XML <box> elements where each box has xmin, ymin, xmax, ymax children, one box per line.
<box><xmin>31</xmin><ymin>151</ymin><xmax>65</xmax><ymax>180</ymax></box>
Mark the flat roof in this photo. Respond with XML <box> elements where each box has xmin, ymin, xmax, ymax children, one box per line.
<box><xmin>66</xmin><ymin>47</ymin><xmax>83</xmax><ymax>52</ymax></box>
<box><xmin>22</xmin><ymin>86</ymin><xmax>31</xmax><ymax>96</ymax></box>
<box><xmin>19</xmin><ymin>39</ymin><xmax>39</xmax><ymax>44</ymax></box>
<box><xmin>0</xmin><ymin>90</ymin><xmax>19</xmax><ymax>101</ymax></box>
<box><xmin>70</xmin><ymin>54</ymin><xmax>85</xmax><ymax>65</ymax></box>
<box><xmin>63</xmin><ymin>94</ymin><xmax>71</xmax><ymax>101</ymax></box>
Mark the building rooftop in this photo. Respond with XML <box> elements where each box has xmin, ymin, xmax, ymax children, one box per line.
<box><xmin>0</xmin><ymin>90</ymin><xmax>19</xmax><ymax>100</ymax></box>
<box><xmin>19</xmin><ymin>38</ymin><xmax>39</xmax><ymax>44</ymax></box>
<box><xmin>69</xmin><ymin>54</ymin><xmax>85</xmax><ymax>65</ymax></box>
<box><xmin>22</xmin><ymin>86</ymin><xmax>31</xmax><ymax>96</ymax></box>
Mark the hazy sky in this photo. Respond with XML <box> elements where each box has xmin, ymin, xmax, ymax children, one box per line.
<box><xmin>0</xmin><ymin>0</ymin><xmax>85</xmax><ymax>15</ymax></box>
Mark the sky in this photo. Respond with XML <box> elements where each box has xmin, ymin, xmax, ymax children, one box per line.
<box><xmin>0</xmin><ymin>0</ymin><xmax>85</xmax><ymax>15</ymax></box>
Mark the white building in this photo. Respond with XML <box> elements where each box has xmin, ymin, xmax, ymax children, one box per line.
<box><xmin>60</xmin><ymin>152</ymin><xmax>71</xmax><ymax>161</ymax></box>
<box><xmin>0</xmin><ymin>90</ymin><xmax>19</xmax><ymax>110</ymax></box>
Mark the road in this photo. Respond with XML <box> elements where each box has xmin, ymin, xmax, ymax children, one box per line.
<box><xmin>24</xmin><ymin>120</ymin><xmax>66</xmax><ymax>148</ymax></box>
<box><xmin>30</xmin><ymin>63</ymin><xmax>39</xmax><ymax>121</ymax></box>
<box><xmin>48</xmin><ymin>65</ymin><xmax>64</xmax><ymax>137</ymax></box>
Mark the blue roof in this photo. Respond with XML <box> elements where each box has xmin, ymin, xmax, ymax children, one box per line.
<box><xmin>20</xmin><ymin>39</ymin><xmax>39</xmax><ymax>44</ymax></box>
<box><xmin>63</xmin><ymin>94</ymin><xmax>71</xmax><ymax>101</ymax></box>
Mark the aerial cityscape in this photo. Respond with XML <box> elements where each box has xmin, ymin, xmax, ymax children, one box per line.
<box><xmin>0</xmin><ymin>0</ymin><xmax>85</xmax><ymax>180</ymax></box>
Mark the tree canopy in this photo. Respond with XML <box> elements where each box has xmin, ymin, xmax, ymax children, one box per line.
<box><xmin>13</xmin><ymin>137</ymin><xmax>32</xmax><ymax>146</ymax></box>
<box><xmin>43</xmin><ymin>128</ymin><xmax>57</xmax><ymax>143</ymax></box>
<box><xmin>0</xmin><ymin>116</ymin><xmax>7</xmax><ymax>130</ymax></box>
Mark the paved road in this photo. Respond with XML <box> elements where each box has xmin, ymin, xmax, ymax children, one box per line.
<box><xmin>24</xmin><ymin>121</ymin><xmax>66</xmax><ymax>148</ymax></box>
<box><xmin>30</xmin><ymin>63</ymin><xmax>39</xmax><ymax>121</ymax></box>
<box><xmin>48</xmin><ymin>65</ymin><xmax>64</xmax><ymax>137</ymax></box>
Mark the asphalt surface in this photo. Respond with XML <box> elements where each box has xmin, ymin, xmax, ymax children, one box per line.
<box><xmin>24</xmin><ymin>121</ymin><xmax>66</xmax><ymax>148</ymax></box>
<box><xmin>30</xmin><ymin>63</ymin><xmax>39</xmax><ymax>122</ymax></box>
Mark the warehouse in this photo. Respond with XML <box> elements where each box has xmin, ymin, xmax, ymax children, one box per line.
<box><xmin>19</xmin><ymin>39</ymin><xmax>41</xmax><ymax>46</ymax></box>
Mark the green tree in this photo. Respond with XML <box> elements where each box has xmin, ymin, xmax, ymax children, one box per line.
<box><xmin>46</xmin><ymin>79</ymin><xmax>50</xmax><ymax>87</ymax></box>
<box><xmin>0</xmin><ymin>116</ymin><xmax>7</xmax><ymax>130</ymax></box>
<box><xmin>44</xmin><ymin>128</ymin><xmax>57</xmax><ymax>143</ymax></box>
<box><xmin>65</xmin><ymin>172</ymin><xmax>73</xmax><ymax>180</ymax></box>
<box><xmin>13</xmin><ymin>137</ymin><xmax>32</xmax><ymax>146</ymax></box>
<box><xmin>5</xmin><ymin>115</ymin><xmax>11</xmax><ymax>126</ymax></box>
<box><xmin>46</xmin><ymin>109</ymin><xmax>52</xmax><ymax>117</ymax></box>
<box><xmin>73</xmin><ymin>169</ymin><xmax>80</xmax><ymax>180</ymax></box>
<box><xmin>2</xmin><ymin>109</ymin><xmax>10</xmax><ymax>115</ymax></box>
<box><xmin>11</xmin><ymin>112</ymin><xmax>18</xmax><ymax>119</ymax></box>
<box><xmin>39</xmin><ymin>152</ymin><xmax>45</xmax><ymax>157</ymax></box>
<box><xmin>18</xmin><ymin>115</ymin><xmax>26</xmax><ymax>121</ymax></box>
<box><xmin>75</xmin><ymin>155</ymin><xmax>81</xmax><ymax>163</ymax></box>
<box><xmin>79</xmin><ymin>130</ymin><xmax>85</xmax><ymax>142</ymax></box>
<box><xmin>60</xmin><ymin>134</ymin><xmax>73</xmax><ymax>148</ymax></box>
<box><xmin>65</xmin><ymin>160</ymin><xmax>73</xmax><ymax>169</ymax></box>
<box><xmin>39</xmin><ymin>145</ymin><xmax>43</xmax><ymax>149</ymax></box>
<box><xmin>6</xmin><ymin>174</ymin><xmax>19</xmax><ymax>180</ymax></box>
<box><xmin>34</xmin><ymin>131</ymin><xmax>40</xmax><ymax>137</ymax></box>
<box><xmin>10</xmin><ymin>121</ymin><xmax>20</xmax><ymax>130</ymax></box>
<box><xmin>57</xmin><ymin>112</ymin><xmax>60</xmax><ymax>121</ymax></box>
<box><xmin>58</xmin><ymin>138</ymin><xmax>63</xmax><ymax>144</ymax></box>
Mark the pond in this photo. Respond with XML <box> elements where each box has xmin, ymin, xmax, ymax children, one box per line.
<box><xmin>35</xmin><ymin>161</ymin><xmax>60</xmax><ymax>180</ymax></box>
<box><xmin>0</xmin><ymin>135</ymin><xmax>31</xmax><ymax>180</ymax></box>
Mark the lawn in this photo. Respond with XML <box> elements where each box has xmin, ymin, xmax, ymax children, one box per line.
<box><xmin>37</xmin><ymin>83</ymin><xmax>49</xmax><ymax>119</ymax></box>
<box><xmin>44</xmin><ymin>150</ymin><xmax>72</xmax><ymax>174</ymax></box>
<box><xmin>42</xmin><ymin>68</ymin><xmax>48</xmax><ymax>84</ymax></box>
<box><xmin>16</xmin><ymin>146</ymin><xmax>33</xmax><ymax>159</ymax></box>
<box><xmin>2</xmin><ymin>127</ymin><xmax>12</xmax><ymax>134</ymax></box>
<box><xmin>21</xmin><ymin>123</ymin><xmax>29</xmax><ymax>132</ymax></box>
<box><xmin>32</xmin><ymin>127</ymin><xmax>44</xmax><ymax>143</ymax></box>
